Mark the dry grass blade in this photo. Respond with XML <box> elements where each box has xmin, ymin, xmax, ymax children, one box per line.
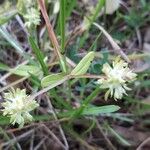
<box><xmin>46</xmin><ymin>95</ymin><xmax>69</xmax><ymax>150</ymax></box>
<box><xmin>1</xmin><ymin>130</ymin><xmax>34</xmax><ymax>148</ymax></box>
<box><xmin>41</xmin><ymin>124</ymin><xmax>67</xmax><ymax>150</ymax></box>
<box><xmin>0</xmin><ymin>76</ymin><xmax>28</xmax><ymax>93</ymax></box>
<box><xmin>136</xmin><ymin>137</ymin><xmax>150</xmax><ymax>150</ymax></box>
<box><xmin>38</xmin><ymin>0</ymin><xmax>61</xmax><ymax>60</ymax></box>
<box><xmin>34</xmin><ymin>137</ymin><xmax>47</xmax><ymax>150</ymax></box>
<box><xmin>95</xmin><ymin>119</ymin><xmax>117</xmax><ymax>150</ymax></box>
<box><xmin>93</xmin><ymin>22</ymin><xmax>130</xmax><ymax>63</ymax></box>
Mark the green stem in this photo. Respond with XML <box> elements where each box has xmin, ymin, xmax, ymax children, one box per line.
<box><xmin>60</xmin><ymin>0</ymin><xmax>66</xmax><ymax>53</ymax></box>
<box><xmin>29</xmin><ymin>37</ymin><xmax>49</xmax><ymax>76</ymax></box>
<box><xmin>71</xmin><ymin>86</ymin><xmax>101</xmax><ymax>119</ymax></box>
<box><xmin>88</xmin><ymin>0</ymin><xmax>105</xmax><ymax>28</ymax></box>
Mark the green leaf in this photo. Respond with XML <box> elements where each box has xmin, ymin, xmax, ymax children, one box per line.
<box><xmin>0</xmin><ymin>115</ymin><xmax>9</xmax><ymax>125</ymax></box>
<box><xmin>82</xmin><ymin>105</ymin><xmax>120</xmax><ymax>115</ymax></box>
<box><xmin>71</xmin><ymin>51</ymin><xmax>95</xmax><ymax>75</ymax></box>
<box><xmin>107</xmin><ymin>125</ymin><xmax>131</xmax><ymax>146</ymax></box>
<box><xmin>0</xmin><ymin>62</ymin><xmax>10</xmax><ymax>71</ymax></box>
<box><xmin>29</xmin><ymin>36</ymin><xmax>49</xmax><ymax>75</ymax></box>
<box><xmin>10</xmin><ymin>65</ymin><xmax>41</xmax><ymax>77</ymax></box>
<box><xmin>60</xmin><ymin>0</ymin><xmax>66</xmax><ymax>53</ymax></box>
<box><xmin>17</xmin><ymin>0</ymin><xmax>26</xmax><ymax>15</ymax></box>
<box><xmin>28</xmin><ymin>72</ymin><xmax>41</xmax><ymax>87</ymax></box>
<box><xmin>41</xmin><ymin>73</ymin><xmax>66</xmax><ymax>87</ymax></box>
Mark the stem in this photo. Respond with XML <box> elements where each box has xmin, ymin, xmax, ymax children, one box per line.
<box><xmin>29</xmin><ymin>76</ymin><xmax>69</xmax><ymax>100</ymax></box>
<box><xmin>38</xmin><ymin>0</ymin><xmax>67</xmax><ymax>72</ymax></box>
<box><xmin>71</xmin><ymin>86</ymin><xmax>101</xmax><ymax>119</ymax></box>
<box><xmin>83</xmin><ymin>86</ymin><xmax>101</xmax><ymax>106</ymax></box>
<box><xmin>28</xmin><ymin>74</ymin><xmax>103</xmax><ymax>101</ymax></box>
<box><xmin>60</xmin><ymin>0</ymin><xmax>66</xmax><ymax>53</ymax></box>
<box><xmin>89</xmin><ymin>0</ymin><xmax>105</xmax><ymax>27</ymax></box>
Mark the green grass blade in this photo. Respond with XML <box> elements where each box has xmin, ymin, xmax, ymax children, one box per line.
<box><xmin>107</xmin><ymin>125</ymin><xmax>131</xmax><ymax>146</ymax></box>
<box><xmin>60</xmin><ymin>0</ymin><xmax>66</xmax><ymax>53</ymax></box>
<box><xmin>71</xmin><ymin>86</ymin><xmax>101</xmax><ymax>119</ymax></box>
<box><xmin>87</xmin><ymin>0</ymin><xmax>105</xmax><ymax>29</ymax></box>
<box><xmin>29</xmin><ymin>36</ymin><xmax>49</xmax><ymax>76</ymax></box>
<box><xmin>0</xmin><ymin>62</ymin><xmax>10</xmax><ymax>71</ymax></box>
<box><xmin>83</xmin><ymin>105</ymin><xmax>120</xmax><ymax>115</ymax></box>
<box><xmin>66</xmin><ymin>0</ymin><xmax>76</xmax><ymax>18</ymax></box>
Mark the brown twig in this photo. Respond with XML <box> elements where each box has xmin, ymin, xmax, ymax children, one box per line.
<box><xmin>41</xmin><ymin>124</ymin><xmax>67</xmax><ymax>150</ymax></box>
<box><xmin>95</xmin><ymin>119</ymin><xmax>117</xmax><ymax>150</ymax></box>
<box><xmin>46</xmin><ymin>95</ymin><xmax>69</xmax><ymax>149</ymax></box>
<box><xmin>136</xmin><ymin>137</ymin><xmax>150</xmax><ymax>150</ymax></box>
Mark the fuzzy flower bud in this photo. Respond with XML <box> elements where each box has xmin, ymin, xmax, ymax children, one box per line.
<box><xmin>1</xmin><ymin>88</ymin><xmax>39</xmax><ymax>128</ymax></box>
<box><xmin>97</xmin><ymin>57</ymin><xmax>137</xmax><ymax>100</ymax></box>
<box><xmin>105</xmin><ymin>0</ymin><xmax>121</xmax><ymax>14</ymax></box>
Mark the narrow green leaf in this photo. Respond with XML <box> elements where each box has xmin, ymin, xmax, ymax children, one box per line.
<box><xmin>71</xmin><ymin>86</ymin><xmax>101</xmax><ymax>119</ymax></box>
<box><xmin>10</xmin><ymin>65</ymin><xmax>41</xmax><ymax>77</ymax></box>
<box><xmin>71</xmin><ymin>51</ymin><xmax>95</xmax><ymax>75</ymax></box>
<box><xmin>41</xmin><ymin>73</ymin><xmax>66</xmax><ymax>87</ymax></box>
<box><xmin>60</xmin><ymin>0</ymin><xmax>66</xmax><ymax>53</ymax></box>
<box><xmin>29</xmin><ymin>37</ymin><xmax>49</xmax><ymax>75</ymax></box>
<box><xmin>0</xmin><ymin>62</ymin><xmax>10</xmax><ymax>71</ymax></box>
<box><xmin>107</xmin><ymin>125</ymin><xmax>131</xmax><ymax>146</ymax></box>
<box><xmin>66</xmin><ymin>0</ymin><xmax>76</xmax><ymax>18</ymax></box>
<box><xmin>82</xmin><ymin>105</ymin><xmax>120</xmax><ymax>115</ymax></box>
<box><xmin>28</xmin><ymin>72</ymin><xmax>41</xmax><ymax>87</ymax></box>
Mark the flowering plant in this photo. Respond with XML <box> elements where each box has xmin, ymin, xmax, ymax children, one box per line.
<box><xmin>1</xmin><ymin>88</ymin><xmax>39</xmax><ymax>128</ymax></box>
<box><xmin>97</xmin><ymin>57</ymin><xmax>137</xmax><ymax>100</ymax></box>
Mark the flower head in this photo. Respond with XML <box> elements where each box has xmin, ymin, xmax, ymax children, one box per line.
<box><xmin>105</xmin><ymin>0</ymin><xmax>121</xmax><ymax>14</ymax></box>
<box><xmin>1</xmin><ymin>88</ymin><xmax>39</xmax><ymax>128</ymax></box>
<box><xmin>24</xmin><ymin>8</ymin><xmax>40</xmax><ymax>27</ymax></box>
<box><xmin>97</xmin><ymin>57</ymin><xmax>137</xmax><ymax>100</ymax></box>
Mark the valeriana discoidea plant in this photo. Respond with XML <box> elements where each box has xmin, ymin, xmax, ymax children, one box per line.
<box><xmin>0</xmin><ymin>0</ymin><xmax>138</xmax><ymax>130</ymax></box>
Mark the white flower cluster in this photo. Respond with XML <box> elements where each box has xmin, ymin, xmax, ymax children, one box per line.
<box><xmin>1</xmin><ymin>88</ymin><xmax>39</xmax><ymax>128</ymax></box>
<box><xmin>17</xmin><ymin>0</ymin><xmax>40</xmax><ymax>28</ymax></box>
<box><xmin>97</xmin><ymin>57</ymin><xmax>137</xmax><ymax>100</ymax></box>
<box><xmin>24</xmin><ymin>8</ymin><xmax>40</xmax><ymax>27</ymax></box>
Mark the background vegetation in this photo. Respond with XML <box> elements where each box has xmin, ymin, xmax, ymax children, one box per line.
<box><xmin>0</xmin><ymin>0</ymin><xmax>150</xmax><ymax>149</ymax></box>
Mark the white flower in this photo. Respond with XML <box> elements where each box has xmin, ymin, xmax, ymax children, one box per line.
<box><xmin>105</xmin><ymin>0</ymin><xmax>121</xmax><ymax>14</ymax></box>
<box><xmin>24</xmin><ymin>8</ymin><xmax>40</xmax><ymax>27</ymax></box>
<box><xmin>97</xmin><ymin>57</ymin><xmax>137</xmax><ymax>100</ymax></box>
<box><xmin>1</xmin><ymin>88</ymin><xmax>39</xmax><ymax>128</ymax></box>
<box><xmin>48</xmin><ymin>0</ymin><xmax>60</xmax><ymax>14</ymax></box>
<box><xmin>53</xmin><ymin>0</ymin><xmax>60</xmax><ymax>14</ymax></box>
